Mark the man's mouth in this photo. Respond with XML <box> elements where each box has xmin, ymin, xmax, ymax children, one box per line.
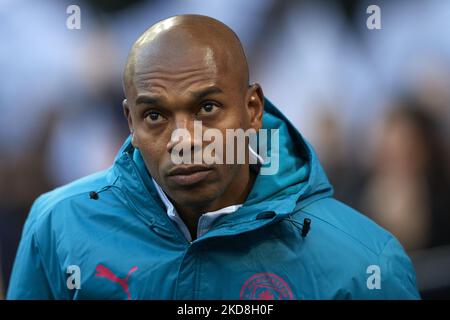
<box><xmin>167</xmin><ymin>165</ymin><xmax>213</xmax><ymax>186</ymax></box>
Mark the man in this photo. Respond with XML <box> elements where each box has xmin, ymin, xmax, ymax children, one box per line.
<box><xmin>8</xmin><ymin>15</ymin><xmax>419</xmax><ymax>299</ymax></box>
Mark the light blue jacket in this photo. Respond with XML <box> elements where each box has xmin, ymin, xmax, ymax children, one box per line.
<box><xmin>7</xmin><ymin>99</ymin><xmax>420</xmax><ymax>299</ymax></box>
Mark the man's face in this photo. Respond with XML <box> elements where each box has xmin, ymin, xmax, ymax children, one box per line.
<box><xmin>124</xmin><ymin>41</ymin><xmax>261</xmax><ymax>209</ymax></box>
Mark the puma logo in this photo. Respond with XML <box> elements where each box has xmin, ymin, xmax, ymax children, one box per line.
<box><xmin>95</xmin><ymin>264</ymin><xmax>138</xmax><ymax>300</ymax></box>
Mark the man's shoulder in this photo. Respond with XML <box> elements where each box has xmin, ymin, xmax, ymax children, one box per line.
<box><xmin>296</xmin><ymin>197</ymin><xmax>395</xmax><ymax>257</ymax></box>
<box><xmin>27</xmin><ymin>168</ymin><xmax>114</xmax><ymax>227</ymax></box>
<box><xmin>290</xmin><ymin>197</ymin><xmax>419</xmax><ymax>298</ymax></box>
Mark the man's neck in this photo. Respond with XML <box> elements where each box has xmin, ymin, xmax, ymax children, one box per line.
<box><xmin>173</xmin><ymin>167</ymin><xmax>257</xmax><ymax>240</ymax></box>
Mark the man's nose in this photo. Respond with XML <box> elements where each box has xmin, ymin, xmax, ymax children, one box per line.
<box><xmin>166</xmin><ymin>117</ymin><xmax>202</xmax><ymax>155</ymax></box>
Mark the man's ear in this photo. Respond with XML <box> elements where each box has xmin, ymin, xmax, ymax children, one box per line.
<box><xmin>123</xmin><ymin>99</ymin><xmax>137</xmax><ymax>147</ymax></box>
<box><xmin>246</xmin><ymin>83</ymin><xmax>264</xmax><ymax>131</ymax></box>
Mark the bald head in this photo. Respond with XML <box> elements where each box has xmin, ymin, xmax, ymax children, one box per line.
<box><xmin>123</xmin><ymin>14</ymin><xmax>249</xmax><ymax>98</ymax></box>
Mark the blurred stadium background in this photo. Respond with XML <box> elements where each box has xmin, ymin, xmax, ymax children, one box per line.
<box><xmin>1</xmin><ymin>0</ymin><xmax>449</xmax><ymax>299</ymax></box>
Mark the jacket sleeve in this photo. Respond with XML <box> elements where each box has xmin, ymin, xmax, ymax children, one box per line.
<box><xmin>379</xmin><ymin>236</ymin><xmax>421</xmax><ymax>299</ymax></box>
<box><xmin>7</xmin><ymin>201</ymin><xmax>54</xmax><ymax>299</ymax></box>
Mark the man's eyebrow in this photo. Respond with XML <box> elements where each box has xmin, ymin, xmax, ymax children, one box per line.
<box><xmin>135</xmin><ymin>95</ymin><xmax>161</xmax><ymax>106</ymax></box>
<box><xmin>191</xmin><ymin>86</ymin><xmax>223</xmax><ymax>100</ymax></box>
<box><xmin>134</xmin><ymin>86</ymin><xmax>223</xmax><ymax>105</ymax></box>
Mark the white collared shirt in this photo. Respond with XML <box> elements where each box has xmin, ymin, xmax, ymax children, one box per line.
<box><xmin>152</xmin><ymin>178</ymin><xmax>242</xmax><ymax>242</ymax></box>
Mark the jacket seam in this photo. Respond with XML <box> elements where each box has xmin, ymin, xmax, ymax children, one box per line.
<box><xmin>31</xmin><ymin>226</ymin><xmax>58</xmax><ymax>299</ymax></box>
<box><xmin>174</xmin><ymin>246</ymin><xmax>191</xmax><ymax>299</ymax></box>
<box><xmin>37</xmin><ymin>178</ymin><xmax>118</xmax><ymax>217</ymax></box>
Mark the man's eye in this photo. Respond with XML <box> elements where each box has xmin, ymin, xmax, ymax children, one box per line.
<box><xmin>145</xmin><ymin>111</ymin><xmax>165</xmax><ymax>123</ymax></box>
<box><xmin>198</xmin><ymin>103</ymin><xmax>219</xmax><ymax>115</ymax></box>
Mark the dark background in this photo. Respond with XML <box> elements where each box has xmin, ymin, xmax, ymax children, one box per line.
<box><xmin>1</xmin><ymin>0</ymin><xmax>449</xmax><ymax>299</ymax></box>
